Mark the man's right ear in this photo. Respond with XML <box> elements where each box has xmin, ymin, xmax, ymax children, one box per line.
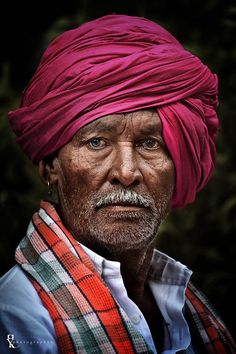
<box><xmin>38</xmin><ymin>159</ymin><xmax>59</xmax><ymax>186</ymax></box>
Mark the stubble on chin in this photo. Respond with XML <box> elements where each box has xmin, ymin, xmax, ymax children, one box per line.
<box><xmin>57</xmin><ymin>188</ymin><xmax>171</xmax><ymax>256</ymax></box>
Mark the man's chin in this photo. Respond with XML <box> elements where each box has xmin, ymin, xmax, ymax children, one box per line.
<box><xmin>86</xmin><ymin>225</ymin><xmax>157</xmax><ymax>255</ymax></box>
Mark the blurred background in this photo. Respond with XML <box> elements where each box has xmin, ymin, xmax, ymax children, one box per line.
<box><xmin>0</xmin><ymin>0</ymin><xmax>235</xmax><ymax>339</ymax></box>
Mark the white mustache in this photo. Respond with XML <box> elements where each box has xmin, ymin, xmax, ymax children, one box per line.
<box><xmin>95</xmin><ymin>189</ymin><xmax>152</xmax><ymax>209</ymax></box>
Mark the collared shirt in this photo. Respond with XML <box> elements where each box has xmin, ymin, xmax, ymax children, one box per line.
<box><xmin>0</xmin><ymin>246</ymin><xmax>194</xmax><ymax>353</ymax></box>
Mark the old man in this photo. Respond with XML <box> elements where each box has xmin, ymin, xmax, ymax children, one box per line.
<box><xmin>0</xmin><ymin>14</ymin><xmax>235</xmax><ymax>354</ymax></box>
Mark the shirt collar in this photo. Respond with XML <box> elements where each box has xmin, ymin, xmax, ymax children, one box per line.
<box><xmin>80</xmin><ymin>243</ymin><xmax>192</xmax><ymax>286</ymax></box>
<box><xmin>149</xmin><ymin>249</ymin><xmax>192</xmax><ymax>285</ymax></box>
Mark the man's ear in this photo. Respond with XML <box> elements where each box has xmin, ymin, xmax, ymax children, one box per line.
<box><xmin>38</xmin><ymin>159</ymin><xmax>59</xmax><ymax>186</ymax></box>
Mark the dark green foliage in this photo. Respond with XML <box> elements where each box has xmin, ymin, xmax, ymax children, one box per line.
<box><xmin>1</xmin><ymin>0</ymin><xmax>235</xmax><ymax>339</ymax></box>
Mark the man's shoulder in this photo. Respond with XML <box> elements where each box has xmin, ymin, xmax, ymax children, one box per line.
<box><xmin>0</xmin><ymin>266</ymin><xmax>58</xmax><ymax>353</ymax></box>
<box><xmin>0</xmin><ymin>265</ymin><xmax>27</xmax><ymax>288</ymax></box>
<box><xmin>0</xmin><ymin>265</ymin><xmax>51</xmax><ymax>323</ymax></box>
<box><xmin>0</xmin><ymin>265</ymin><xmax>40</xmax><ymax>306</ymax></box>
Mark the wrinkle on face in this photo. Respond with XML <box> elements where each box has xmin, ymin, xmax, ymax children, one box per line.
<box><xmin>51</xmin><ymin>109</ymin><xmax>175</xmax><ymax>257</ymax></box>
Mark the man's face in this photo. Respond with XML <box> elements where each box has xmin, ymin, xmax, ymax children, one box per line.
<box><xmin>50</xmin><ymin>110</ymin><xmax>175</xmax><ymax>256</ymax></box>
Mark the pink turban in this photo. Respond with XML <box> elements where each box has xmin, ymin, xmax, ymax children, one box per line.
<box><xmin>8</xmin><ymin>14</ymin><xmax>219</xmax><ymax>208</ymax></box>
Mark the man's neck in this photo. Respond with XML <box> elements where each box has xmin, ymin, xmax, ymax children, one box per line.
<box><xmin>109</xmin><ymin>240</ymin><xmax>156</xmax><ymax>306</ymax></box>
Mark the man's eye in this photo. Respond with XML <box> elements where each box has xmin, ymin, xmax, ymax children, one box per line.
<box><xmin>140</xmin><ymin>138</ymin><xmax>160</xmax><ymax>150</ymax></box>
<box><xmin>87</xmin><ymin>138</ymin><xmax>106</xmax><ymax>150</ymax></box>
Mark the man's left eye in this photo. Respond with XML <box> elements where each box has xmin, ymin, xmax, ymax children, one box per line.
<box><xmin>87</xmin><ymin>138</ymin><xmax>106</xmax><ymax>149</ymax></box>
<box><xmin>140</xmin><ymin>138</ymin><xmax>160</xmax><ymax>150</ymax></box>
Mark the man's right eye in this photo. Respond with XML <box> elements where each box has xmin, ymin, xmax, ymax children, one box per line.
<box><xmin>87</xmin><ymin>137</ymin><xmax>106</xmax><ymax>150</ymax></box>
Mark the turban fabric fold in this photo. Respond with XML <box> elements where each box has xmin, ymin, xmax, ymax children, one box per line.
<box><xmin>8</xmin><ymin>14</ymin><xmax>219</xmax><ymax>208</ymax></box>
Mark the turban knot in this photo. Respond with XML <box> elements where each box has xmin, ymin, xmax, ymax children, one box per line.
<box><xmin>8</xmin><ymin>14</ymin><xmax>219</xmax><ymax>208</ymax></box>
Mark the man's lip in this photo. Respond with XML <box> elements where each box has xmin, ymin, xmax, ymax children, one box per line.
<box><xmin>96</xmin><ymin>203</ymin><xmax>146</xmax><ymax>211</ymax></box>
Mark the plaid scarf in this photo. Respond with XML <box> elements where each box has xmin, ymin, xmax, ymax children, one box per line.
<box><xmin>186</xmin><ymin>282</ymin><xmax>236</xmax><ymax>353</ymax></box>
<box><xmin>15</xmin><ymin>201</ymin><xmax>152</xmax><ymax>354</ymax></box>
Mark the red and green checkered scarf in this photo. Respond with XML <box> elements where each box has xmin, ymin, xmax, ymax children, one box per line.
<box><xmin>15</xmin><ymin>201</ymin><xmax>152</xmax><ymax>353</ymax></box>
<box><xmin>185</xmin><ymin>282</ymin><xmax>236</xmax><ymax>353</ymax></box>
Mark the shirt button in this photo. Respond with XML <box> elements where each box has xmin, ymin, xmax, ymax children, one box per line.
<box><xmin>131</xmin><ymin>314</ymin><xmax>141</xmax><ymax>325</ymax></box>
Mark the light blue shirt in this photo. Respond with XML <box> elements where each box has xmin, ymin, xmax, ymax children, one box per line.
<box><xmin>0</xmin><ymin>246</ymin><xmax>195</xmax><ymax>353</ymax></box>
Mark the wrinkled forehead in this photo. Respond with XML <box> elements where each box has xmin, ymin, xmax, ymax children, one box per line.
<box><xmin>74</xmin><ymin>109</ymin><xmax>163</xmax><ymax>138</ymax></box>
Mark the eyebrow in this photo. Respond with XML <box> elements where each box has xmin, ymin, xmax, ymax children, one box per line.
<box><xmin>76</xmin><ymin>121</ymin><xmax>116</xmax><ymax>137</ymax></box>
<box><xmin>87</xmin><ymin>122</ymin><xmax>116</xmax><ymax>133</ymax></box>
<box><xmin>139</xmin><ymin>123</ymin><xmax>162</xmax><ymax>135</ymax></box>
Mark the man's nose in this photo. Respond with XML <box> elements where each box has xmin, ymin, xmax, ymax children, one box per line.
<box><xmin>108</xmin><ymin>145</ymin><xmax>143</xmax><ymax>187</ymax></box>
